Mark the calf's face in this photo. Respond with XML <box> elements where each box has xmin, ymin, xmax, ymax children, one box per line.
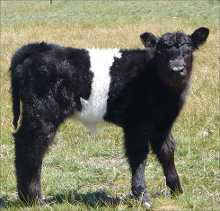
<box><xmin>140</xmin><ymin>27</ymin><xmax>209</xmax><ymax>88</ymax></box>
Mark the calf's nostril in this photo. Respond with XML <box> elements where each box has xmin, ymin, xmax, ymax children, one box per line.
<box><xmin>172</xmin><ymin>66</ymin><xmax>184</xmax><ymax>72</ymax></box>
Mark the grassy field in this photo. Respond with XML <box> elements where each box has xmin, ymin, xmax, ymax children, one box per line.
<box><xmin>0</xmin><ymin>0</ymin><xmax>219</xmax><ymax>210</ymax></box>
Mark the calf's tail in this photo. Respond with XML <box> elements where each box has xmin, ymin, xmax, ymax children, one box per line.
<box><xmin>10</xmin><ymin>42</ymin><xmax>50</xmax><ymax>129</ymax></box>
<box><xmin>9</xmin><ymin>44</ymin><xmax>35</xmax><ymax>129</ymax></box>
<box><xmin>10</xmin><ymin>58</ymin><xmax>22</xmax><ymax>129</ymax></box>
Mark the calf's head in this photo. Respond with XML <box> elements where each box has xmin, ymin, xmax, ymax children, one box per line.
<box><xmin>140</xmin><ymin>27</ymin><xmax>209</xmax><ymax>88</ymax></box>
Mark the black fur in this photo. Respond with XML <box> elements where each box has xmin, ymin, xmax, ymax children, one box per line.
<box><xmin>10</xmin><ymin>42</ymin><xmax>93</xmax><ymax>203</ymax></box>
<box><xmin>10</xmin><ymin>27</ymin><xmax>209</xmax><ymax>205</ymax></box>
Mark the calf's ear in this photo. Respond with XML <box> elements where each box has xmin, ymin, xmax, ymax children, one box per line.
<box><xmin>191</xmin><ymin>27</ymin><xmax>209</xmax><ymax>48</ymax></box>
<box><xmin>140</xmin><ymin>32</ymin><xmax>158</xmax><ymax>48</ymax></box>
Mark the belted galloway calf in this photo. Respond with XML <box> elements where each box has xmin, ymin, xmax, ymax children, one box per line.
<box><xmin>10</xmin><ymin>27</ymin><xmax>209</xmax><ymax>207</ymax></box>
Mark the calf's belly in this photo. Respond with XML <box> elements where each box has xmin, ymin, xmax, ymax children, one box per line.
<box><xmin>75</xmin><ymin>48</ymin><xmax>122</xmax><ymax>131</ymax></box>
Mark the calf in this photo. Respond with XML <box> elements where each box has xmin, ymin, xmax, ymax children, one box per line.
<box><xmin>10</xmin><ymin>27</ymin><xmax>209</xmax><ymax>207</ymax></box>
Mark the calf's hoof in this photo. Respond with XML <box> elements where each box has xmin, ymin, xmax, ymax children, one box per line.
<box><xmin>170</xmin><ymin>186</ymin><xmax>183</xmax><ymax>197</ymax></box>
<box><xmin>132</xmin><ymin>189</ymin><xmax>151</xmax><ymax>209</ymax></box>
<box><xmin>140</xmin><ymin>194</ymin><xmax>151</xmax><ymax>209</ymax></box>
<box><xmin>143</xmin><ymin>201</ymin><xmax>151</xmax><ymax>209</ymax></box>
<box><xmin>19</xmin><ymin>195</ymin><xmax>45</xmax><ymax>206</ymax></box>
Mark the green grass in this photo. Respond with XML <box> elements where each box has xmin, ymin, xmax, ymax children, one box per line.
<box><xmin>0</xmin><ymin>1</ymin><xmax>220</xmax><ymax>210</ymax></box>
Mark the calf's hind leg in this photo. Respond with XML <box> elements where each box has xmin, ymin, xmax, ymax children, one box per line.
<box><xmin>14</xmin><ymin>118</ymin><xmax>56</xmax><ymax>204</ymax></box>
<box><xmin>123</xmin><ymin>126</ymin><xmax>151</xmax><ymax>207</ymax></box>
<box><xmin>150</xmin><ymin>133</ymin><xmax>183</xmax><ymax>195</ymax></box>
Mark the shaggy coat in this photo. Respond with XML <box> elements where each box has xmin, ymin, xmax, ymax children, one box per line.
<box><xmin>10</xmin><ymin>27</ymin><xmax>209</xmax><ymax>207</ymax></box>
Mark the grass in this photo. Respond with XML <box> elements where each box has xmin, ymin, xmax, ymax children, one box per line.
<box><xmin>0</xmin><ymin>0</ymin><xmax>220</xmax><ymax>210</ymax></box>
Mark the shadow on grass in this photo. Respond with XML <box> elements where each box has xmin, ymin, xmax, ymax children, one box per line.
<box><xmin>49</xmin><ymin>190</ymin><xmax>122</xmax><ymax>207</ymax></box>
<box><xmin>0</xmin><ymin>190</ymin><xmax>122</xmax><ymax>209</ymax></box>
<box><xmin>0</xmin><ymin>190</ymin><xmax>168</xmax><ymax>209</ymax></box>
<box><xmin>0</xmin><ymin>196</ymin><xmax>7</xmax><ymax>209</ymax></box>
<box><xmin>0</xmin><ymin>195</ymin><xmax>24</xmax><ymax>210</ymax></box>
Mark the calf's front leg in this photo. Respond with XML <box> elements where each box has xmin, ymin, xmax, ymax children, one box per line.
<box><xmin>150</xmin><ymin>133</ymin><xmax>183</xmax><ymax>195</ymax></box>
<box><xmin>123</xmin><ymin>126</ymin><xmax>151</xmax><ymax>208</ymax></box>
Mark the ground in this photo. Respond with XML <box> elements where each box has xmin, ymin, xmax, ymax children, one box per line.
<box><xmin>0</xmin><ymin>1</ymin><xmax>219</xmax><ymax>210</ymax></box>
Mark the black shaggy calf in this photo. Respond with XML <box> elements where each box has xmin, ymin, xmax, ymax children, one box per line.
<box><xmin>10</xmin><ymin>27</ymin><xmax>209</xmax><ymax>207</ymax></box>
